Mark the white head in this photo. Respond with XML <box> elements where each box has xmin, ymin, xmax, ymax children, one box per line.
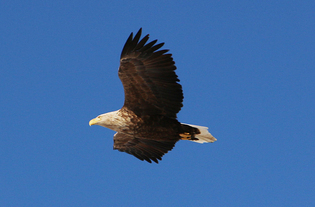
<box><xmin>89</xmin><ymin>110</ymin><xmax>124</xmax><ymax>131</ymax></box>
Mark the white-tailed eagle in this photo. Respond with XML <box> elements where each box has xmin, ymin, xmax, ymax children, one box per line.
<box><xmin>89</xmin><ymin>28</ymin><xmax>216</xmax><ymax>163</ymax></box>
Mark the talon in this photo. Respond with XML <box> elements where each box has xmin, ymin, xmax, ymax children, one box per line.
<box><xmin>180</xmin><ymin>133</ymin><xmax>191</xmax><ymax>140</ymax></box>
<box><xmin>180</xmin><ymin>132</ymin><xmax>199</xmax><ymax>141</ymax></box>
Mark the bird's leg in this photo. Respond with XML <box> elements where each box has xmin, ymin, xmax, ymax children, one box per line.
<box><xmin>180</xmin><ymin>132</ymin><xmax>198</xmax><ymax>141</ymax></box>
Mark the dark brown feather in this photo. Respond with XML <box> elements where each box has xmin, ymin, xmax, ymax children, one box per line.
<box><xmin>118</xmin><ymin>28</ymin><xmax>183</xmax><ymax>119</ymax></box>
<box><xmin>113</xmin><ymin>132</ymin><xmax>177</xmax><ymax>163</ymax></box>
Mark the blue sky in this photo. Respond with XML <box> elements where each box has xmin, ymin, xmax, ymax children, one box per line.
<box><xmin>1</xmin><ymin>0</ymin><xmax>314</xmax><ymax>206</ymax></box>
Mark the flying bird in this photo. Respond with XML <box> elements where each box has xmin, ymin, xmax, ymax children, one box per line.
<box><xmin>89</xmin><ymin>28</ymin><xmax>217</xmax><ymax>163</ymax></box>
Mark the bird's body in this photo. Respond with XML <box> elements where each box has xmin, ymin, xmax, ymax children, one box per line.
<box><xmin>89</xmin><ymin>28</ymin><xmax>216</xmax><ymax>163</ymax></box>
<box><xmin>91</xmin><ymin>108</ymin><xmax>181</xmax><ymax>141</ymax></box>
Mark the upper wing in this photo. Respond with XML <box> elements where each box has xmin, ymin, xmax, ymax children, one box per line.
<box><xmin>113</xmin><ymin>132</ymin><xmax>177</xmax><ymax>163</ymax></box>
<box><xmin>118</xmin><ymin>28</ymin><xmax>183</xmax><ymax>119</ymax></box>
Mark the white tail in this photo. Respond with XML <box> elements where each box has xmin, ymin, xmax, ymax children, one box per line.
<box><xmin>182</xmin><ymin>123</ymin><xmax>217</xmax><ymax>143</ymax></box>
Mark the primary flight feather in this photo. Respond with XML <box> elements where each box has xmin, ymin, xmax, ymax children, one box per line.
<box><xmin>89</xmin><ymin>28</ymin><xmax>216</xmax><ymax>163</ymax></box>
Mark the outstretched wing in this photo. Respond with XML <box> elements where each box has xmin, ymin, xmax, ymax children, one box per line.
<box><xmin>118</xmin><ymin>28</ymin><xmax>183</xmax><ymax>119</ymax></box>
<box><xmin>113</xmin><ymin>132</ymin><xmax>177</xmax><ymax>163</ymax></box>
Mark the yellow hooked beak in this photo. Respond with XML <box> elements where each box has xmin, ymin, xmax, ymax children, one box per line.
<box><xmin>89</xmin><ymin>117</ymin><xmax>101</xmax><ymax>126</ymax></box>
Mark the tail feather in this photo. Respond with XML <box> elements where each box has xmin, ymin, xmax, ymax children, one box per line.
<box><xmin>181</xmin><ymin>123</ymin><xmax>217</xmax><ymax>143</ymax></box>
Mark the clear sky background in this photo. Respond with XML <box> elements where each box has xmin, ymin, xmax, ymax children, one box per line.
<box><xmin>1</xmin><ymin>1</ymin><xmax>314</xmax><ymax>206</ymax></box>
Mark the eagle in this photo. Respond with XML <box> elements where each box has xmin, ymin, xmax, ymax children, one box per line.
<box><xmin>89</xmin><ymin>28</ymin><xmax>217</xmax><ymax>163</ymax></box>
